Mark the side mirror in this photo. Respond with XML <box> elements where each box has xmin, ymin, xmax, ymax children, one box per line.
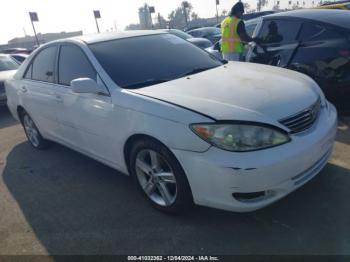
<box><xmin>71</xmin><ymin>78</ymin><xmax>105</xmax><ymax>94</ymax></box>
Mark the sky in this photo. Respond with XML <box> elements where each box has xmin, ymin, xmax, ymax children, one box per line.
<box><xmin>0</xmin><ymin>0</ymin><xmax>320</xmax><ymax>45</ymax></box>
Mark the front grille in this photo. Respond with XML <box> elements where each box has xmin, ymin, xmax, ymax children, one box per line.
<box><xmin>279</xmin><ymin>98</ymin><xmax>321</xmax><ymax>134</ymax></box>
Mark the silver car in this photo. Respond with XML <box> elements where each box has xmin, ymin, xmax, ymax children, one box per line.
<box><xmin>0</xmin><ymin>55</ymin><xmax>18</xmax><ymax>106</ymax></box>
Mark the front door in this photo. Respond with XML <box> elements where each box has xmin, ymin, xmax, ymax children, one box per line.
<box><xmin>55</xmin><ymin>44</ymin><xmax>116</xmax><ymax>163</ymax></box>
<box><xmin>246</xmin><ymin>19</ymin><xmax>301</xmax><ymax>67</ymax></box>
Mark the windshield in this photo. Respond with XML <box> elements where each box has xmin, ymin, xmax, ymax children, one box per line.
<box><xmin>0</xmin><ymin>56</ymin><xmax>19</xmax><ymax>71</ymax></box>
<box><xmin>168</xmin><ymin>29</ymin><xmax>192</xmax><ymax>40</ymax></box>
<box><xmin>89</xmin><ymin>34</ymin><xmax>223</xmax><ymax>89</ymax></box>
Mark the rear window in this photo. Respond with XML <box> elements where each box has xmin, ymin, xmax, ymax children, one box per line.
<box><xmin>89</xmin><ymin>34</ymin><xmax>222</xmax><ymax>89</ymax></box>
<box><xmin>299</xmin><ymin>23</ymin><xmax>344</xmax><ymax>42</ymax></box>
<box><xmin>31</xmin><ymin>46</ymin><xmax>57</xmax><ymax>83</ymax></box>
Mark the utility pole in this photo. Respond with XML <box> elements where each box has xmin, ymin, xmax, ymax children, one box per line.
<box><xmin>158</xmin><ymin>13</ymin><xmax>162</xmax><ymax>29</ymax></box>
<box><xmin>29</xmin><ymin>12</ymin><xmax>39</xmax><ymax>46</ymax></box>
<box><xmin>216</xmin><ymin>0</ymin><xmax>219</xmax><ymax>24</ymax></box>
<box><xmin>149</xmin><ymin>6</ymin><xmax>155</xmax><ymax>29</ymax></box>
<box><xmin>114</xmin><ymin>20</ymin><xmax>117</xmax><ymax>31</ymax></box>
<box><xmin>93</xmin><ymin>10</ymin><xmax>101</xmax><ymax>33</ymax></box>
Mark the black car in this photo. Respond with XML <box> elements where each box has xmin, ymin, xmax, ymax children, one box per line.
<box><xmin>187</xmin><ymin>27</ymin><xmax>221</xmax><ymax>44</ymax></box>
<box><xmin>245</xmin><ymin>9</ymin><xmax>350</xmax><ymax>113</ymax></box>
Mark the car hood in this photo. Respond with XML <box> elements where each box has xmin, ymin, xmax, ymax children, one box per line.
<box><xmin>0</xmin><ymin>70</ymin><xmax>16</xmax><ymax>82</ymax></box>
<box><xmin>132</xmin><ymin>62</ymin><xmax>321</xmax><ymax>124</ymax></box>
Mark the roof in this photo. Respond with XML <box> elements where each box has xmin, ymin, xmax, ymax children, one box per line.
<box><xmin>265</xmin><ymin>9</ymin><xmax>350</xmax><ymax>30</ymax></box>
<box><xmin>69</xmin><ymin>30</ymin><xmax>165</xmax><ymax>44</ymax></box>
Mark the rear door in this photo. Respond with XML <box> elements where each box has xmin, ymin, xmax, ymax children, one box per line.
<box><xmin>289</xmin><ymin>23</ymin><xmax>350</xmax><ymax>111</ymax></box>
<box><xmin>246</xmin><ymin>19</ymin><xmax>301</xmax><ymax>67</ymax></box>
<box><xmin>21</xmin><ymin>45</ymin><xmax>61</xmax><ymax>138</ymax></box>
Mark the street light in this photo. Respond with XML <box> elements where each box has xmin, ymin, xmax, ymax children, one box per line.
<box><xmin>29</xmin><ymin>12</ymin><xmax>40</xmax><ymax>46</ymax></box>
<box><xmin>93</xmin><ymin>10</ymin><xmax>101</xmax><ymax>33</ymax></box>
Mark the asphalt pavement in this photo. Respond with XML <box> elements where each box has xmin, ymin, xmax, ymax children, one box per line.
<box><xmin>0</xmin><ymin>106</ymin><xmax>349</xmax><ymax>255</ymax></box>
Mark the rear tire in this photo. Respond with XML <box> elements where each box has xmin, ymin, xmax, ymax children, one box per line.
<box><xmin>20</xmin><ymin>111</ymin><xmax>51</xmax><ymax>149</ymax></box>
<box><xmin>129</xmin><ymin>138</ymin><xmax>193</xmax><ymax>214</ymax></box>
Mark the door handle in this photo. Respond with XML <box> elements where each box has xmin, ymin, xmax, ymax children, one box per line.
<box><xmin>275</xmin><ymin>55</ymin><xmax>282</xmax><ymax>66</ymax></box>
<box><xmin>54</xmin><ymin>94</ymin><xmax>63</xmax><ymax>103</ymax></box>
<box><xmin>20</xmin><ymin>86</ymin><xmax>28</xmax><ymax>93</ymax></box>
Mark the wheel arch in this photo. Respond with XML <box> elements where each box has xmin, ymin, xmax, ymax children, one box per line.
<box><xmin>123</xmin><ymin>134</ymin><xmax>168</xmax><ymax>175</ymax></box>
<box><xmin>123</xmin><ymin>133</ymin><xmax>194</xmax><ymax>209</ymax></box>
<box><xmin>17</xmin><ymin>105</ymin><xmax>26</xmax><ymax>123</ymax></box>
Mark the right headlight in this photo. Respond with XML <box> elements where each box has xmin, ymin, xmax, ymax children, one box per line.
<box><xmin>190</xmin><ymin>123</ymin><xmax>291</xmax><ymax>152</ymax></box>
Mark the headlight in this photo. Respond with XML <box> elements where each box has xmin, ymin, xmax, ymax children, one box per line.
<box><xmin>190</xmin><ymin>123</ymin><xmax>290</xmax><ymax>152</ymax></box>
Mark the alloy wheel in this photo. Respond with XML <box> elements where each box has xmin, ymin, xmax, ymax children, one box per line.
<box><xmin>23</xmin><ymin>114</ymin><xmax>40</xmax><ymax>147</ymax></box>
<box><xmin>135</xmin><ymin>149</ymin><xmax>177</xmax><ymax>206</ymax></box>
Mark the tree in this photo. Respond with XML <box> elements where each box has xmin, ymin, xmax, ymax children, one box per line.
<box><xmin>257</xmin><ymin>0</ymin><xmax>268</xmax><ymax>11</ymax></box>
<box><xmin>272</xmin><ymin>4</ymin><xmax>280</xmax><ymax>10</ymax></box>
<box><xmin>168</xmin><ymin>1</ymin><xmax>197</xmax><ymax>29</ymax></box>
<box><xmin>221</xmin><ymin>9</ymin><xmax>228</xmax><ymax>16</ymax></box>
<box><xmin>243</xmin><ymin>2</ymin><xmax>251</xmax><ymax>12</ymax></box>
<box><xmin>292</xmin><ymin>3</ymin><xmax>301</xmax><ymax>9</ymax></box>
<box><xmin>191</xmin><ymin>12</ymin><xmax>199</xmax><ymax>20</ymax></box>
<box><xmin>154</xmin><ymin>14</ymin><xmax>168</xmax><ymax>29</ymax></box>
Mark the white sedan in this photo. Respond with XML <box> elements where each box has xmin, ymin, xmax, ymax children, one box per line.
<box><xmin>5</xmin><ymin>31</ymin><xmax>337</xmax><ymax>213</ymax></box>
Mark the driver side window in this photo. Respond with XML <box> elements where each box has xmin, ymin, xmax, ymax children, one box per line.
<box><xmin>259</xmin><ymin>20</ymin><xmax>301</xmax><ymax>45</ymax></box>
<box><xmin>58</xmin><ymin>45</ymin><xmax>97</xmax><ymax>86</ymax></box>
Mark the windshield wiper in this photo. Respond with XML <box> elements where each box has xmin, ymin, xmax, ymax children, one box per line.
<box><xmin>180</xmin><ymin>67</ymin><xmax>216</xmax><ymax>77</ymax></box>
<box><xmin>123</xmin><ymin>67</ymin><xmax>218</xmax><ymax>89</ymax></box>
<box><xmin>123</xmin><ymin>79</ymin><xmax>171</xmax><ymax>89</ymax></box>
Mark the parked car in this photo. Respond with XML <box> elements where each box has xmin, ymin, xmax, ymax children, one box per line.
<box><xmin>316</xmin><ymin>1</ymin><xmax>350</xmax><ymax>10</ymax></box>
<box><xmin>0</xmin><ymin>48</ymin><xmax>32</xmax><ymax>55</ymax></box>
<box><xmin>187</xmin><ymin>27</ymin><xmax>221</xmax><ymax>44</ymax></box>
<box><xmin>245</xmin><ymin>9</ymin><xmax>350</xmax><ymax>113</ymax></box>
<box><xmin>10</xmin><ymin>53</ymin><xmax>28</xmax><ymax>64</ymax></box>
<box><xmin>159</xmin><ymin>29</ymin><xmax>212</xmax><ymax>49</ymax></box>
<box><xmin>206</xmin><ymin>18</ymin><xmax>261</xmax><ymax>60</ymax></box>
<box><xmin>0</xmin><ymin>55</ymin><xmax>19</xmax><ymax>106</ymax></box>
<box><xmin>6</xmin><ymin>31</ymin><xmax>337</xmax><ymax>213</ymax></box>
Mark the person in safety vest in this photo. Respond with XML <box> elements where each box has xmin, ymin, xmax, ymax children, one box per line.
<box><xmin>221</xmin><ymin>2</ymin><xmax>260</xmax><ymax>61</ymax></box>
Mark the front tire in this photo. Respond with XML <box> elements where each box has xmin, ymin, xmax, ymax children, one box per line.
<box><xmin>129</xmin><ymin>139</ymin><xmax>193</xmax><ymax>213</ymax></box>
<box><xmin>20</xmin><ymin>111</ymin><xmax>51</xmax><ymax>149</ymax></box>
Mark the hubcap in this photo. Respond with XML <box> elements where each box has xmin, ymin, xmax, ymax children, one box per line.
<box><xmin>135</xmin><ymin>149</ymin><xmax>177</xmax><ymax>206</ymax></box>
<box><xmin>23</xmin><ymin>115</ymin><xmax>40</xmax><ymax>147</ymax></box>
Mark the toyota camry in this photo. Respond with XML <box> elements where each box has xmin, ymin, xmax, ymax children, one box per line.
<box><xmin>5</xmin><ymin>31</ymin><xmax>337</xmax><ymax>213</ymax></box>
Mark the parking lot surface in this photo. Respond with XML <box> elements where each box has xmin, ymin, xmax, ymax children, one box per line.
<box><xmin>0</xmin><ymin>107</ymin><xmax>349</xmax><ymax>255</ymax></box>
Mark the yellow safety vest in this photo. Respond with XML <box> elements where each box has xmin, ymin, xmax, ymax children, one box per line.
<box><xmin>221</xmin><ymin>16</ymin><xmax>243</xmax><ymax>53</ymax></box>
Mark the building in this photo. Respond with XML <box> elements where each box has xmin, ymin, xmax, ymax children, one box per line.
<box><xmin>138</xmin><ymin>4</ymin><xmax>153</xmax><ymax>29</ymax></box>
<box><xmin>2</xmin><ymin>31</ymin><xmax>83</xmax><ymax>50</ymax></box>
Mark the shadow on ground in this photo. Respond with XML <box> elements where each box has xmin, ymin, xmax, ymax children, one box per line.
<box><xmin>0</xmin><ymin>106</ymin><xmax>17</xmax><ymax>129</ymax></box>
<box><xmin>337</xmin><ymin>117</ymin><xmax>350</xmax><ymax>145</ymax></box>
<box><xmin>2</xmin><ymin>141</ymin><xmax>350</xmax><ymax>255</ymax></box>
